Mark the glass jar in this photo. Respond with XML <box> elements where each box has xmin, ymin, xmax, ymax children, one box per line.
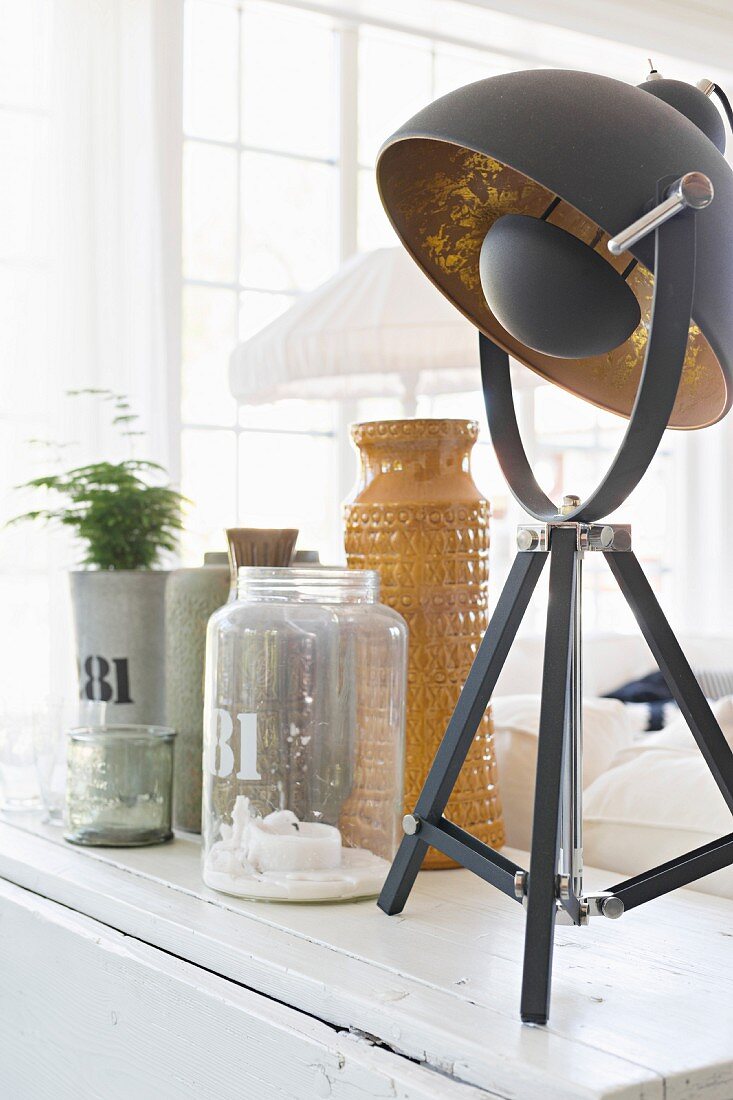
<box><xmin>202</xmin><ymin>568</ymin><xmax>407</xmax><ymax>902</ymax></box>
<box><xmin>65</xmin><ymin>725</ymin><xmax>175</xmax><ymax>846</ymax></box>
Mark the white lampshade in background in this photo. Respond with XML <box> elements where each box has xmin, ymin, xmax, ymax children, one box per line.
<box><xmin>229</xmin><ymin>247</ymin><xmax>537</xmax><ymax>408</ymax></box>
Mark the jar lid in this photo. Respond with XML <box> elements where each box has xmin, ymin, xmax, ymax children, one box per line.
<box><xmin>236</xmin><ymin>566</ymin><xmax>380</xmax><ymax>603</ymax></box>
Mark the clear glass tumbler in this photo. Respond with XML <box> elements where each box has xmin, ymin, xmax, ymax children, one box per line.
<box><xmin>202</xmin><ymin>567</ymin><xmax>407</xmax><ymax>902</ymax></box>
<box><xmin>65</xmin><ymin>725</ymin><xmax>175</xmax><ymax>846</ymax></box>
<box><xmin>33</xmin><ymin>699</ymin><xmax>107</xmax><ymax>825</ymax></box>
<box><xmin>0</xmin><ymin>705</ymin><xmax>42</xmax><ymax>812</ymax></box>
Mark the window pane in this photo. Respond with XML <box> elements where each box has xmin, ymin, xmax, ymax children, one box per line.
<box><xmin>358</xmin><ymin>28</ymin><xmax>432</xmax><ymax>167</ymax></box>
<box><xmin>0</xmin><ymin>267</ymin><xmax>50</xmax><ymax>425</ymax></box>
<box><xmin>432</xmin><ymin>44</ymin><xmax>508</xmax><ymax>98</ymax></box>
<box><xmin>354</xmin><ymin>396</ymin><xmax>404</xmax><ymax>423</ymax></box>
<box><xmin>241</xmin><ymin>4</ymin><xmax>337</xmax><ymax>160</ymax></box>
<box><xmin>184</xmin><ymin>0</ymin><xmax>239</xmax><ymax>142</ymax></box>
<box><xmin>358</xmin><ymin>167</ymin><xmax>397</xmax><ymax>251</ymax></box>
<box><xmin>182</xmin><ymin>286</ymin><xmax>238</xmax><ymax>426</ymax></box>
<box><xmin>180</xmin><ymin>428</ymin><xmax>237</xmax><ymax>563</ymax></box>
<box><xmin>183</xmin><ymin>142</ymin><xmax>237</xmax><ymax>282</ymax></box>
<box><xmin>238</xmin><ymin>289</ymin><xmax>296</xmax><ymax>342</ymax></box>
<box><xmin>0</xmin><ymin>385</ymin><xmax>53</xmax><ymax>557</ymax></box>
<box><xmin>422</xmin><ymin>390</ymin><xmax>484</xmax><ymax>423</ymax></box>
<box><xmin>0</xmin><ymin>575</ymin><xmax>51</xmax><ymax>705</ymax></box>
<box><xmin>239</xmin><ymin>399</ymin><xmax>334</xmax><ymax>433</ymax></box>
<box><xmin>240</xmin><ymin>153</ymin><xmax>338</xmax><ymax>291</ymax></box>
<box><xmin>238</xmin><ymin>431</ymin><xmax>338</xmax><ymax>557</ymax></box>
<box><xmin>535</xmin><ymin>385</ymin><xmax>600</xmax><ymax>436</ymax></box>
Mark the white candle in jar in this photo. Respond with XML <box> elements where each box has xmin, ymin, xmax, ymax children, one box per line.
<box><xmin>204</xmin><ymin>797</ymin><xmax>392</xmax><ymax>901</ymax></box>
<box><xmin>249</xmin><ymin>818</ymin><xmax>342</xmax><ymax>873</ymax></box>
<box><xmin>227</xmin><ymin>797</ymin><xmax>342</xmax><ymax>873</ymax></box>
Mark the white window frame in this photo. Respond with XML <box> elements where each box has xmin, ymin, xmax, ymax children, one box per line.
<box><xmin>179</xmin><ymin>2</ymin><xmax>550</xmax><ymax>554</ymax></box>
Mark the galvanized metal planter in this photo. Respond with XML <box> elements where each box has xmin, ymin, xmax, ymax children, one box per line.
<box><xmin>70</xmin><ymin>570</ymin><xmax>169</xmax><ymax>726</ymax></box>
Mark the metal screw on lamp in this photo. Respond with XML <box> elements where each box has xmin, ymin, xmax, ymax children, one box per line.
<box><xmin>374</xmin><ymin>62</ymin><xmax>733</xmax><ymax>1025</ymax></box>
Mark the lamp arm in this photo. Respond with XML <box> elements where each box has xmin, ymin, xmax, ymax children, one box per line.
<box><xmin>608</xmin><ymin>172</ymin><xmax>712</xmax><ymax>256</ymax></box>
<box><xmin>479</xmin><ymin>340</ymin><xmax>556</xmax><ymax>519</ymax></box>
<box><xmin>481</xmin><ymin>192</ymin><xmax>698</xmax><ymax>524</ymax></box>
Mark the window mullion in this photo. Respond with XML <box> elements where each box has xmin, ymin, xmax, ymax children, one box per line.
<box><xmin>337</xmin><ymin>20</ymin><xmax>358</xmax><ymax>262</ymax></box>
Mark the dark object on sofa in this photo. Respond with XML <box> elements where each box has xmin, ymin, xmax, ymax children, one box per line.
<box><xmin>605</xmin><ymin>671</ymin><xmax>674</xmax><ymax>731</ymax></box>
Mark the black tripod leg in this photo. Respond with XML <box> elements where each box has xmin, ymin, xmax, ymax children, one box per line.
<box><xmin>606</xmin><ymin>551</ymin><xmax>733</xmax><ymax>813</ymax></box>
<box><xmin>520</xmin><ymin>527</ymin><xmax>577</xmax><ymax>1025</ymax></box>
<box><xmin>378</xmin><ymin>549</ymin><xmax>548</xmax><ymax>916</ymax></box>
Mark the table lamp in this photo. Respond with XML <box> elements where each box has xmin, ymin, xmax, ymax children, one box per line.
<box><xmin>375</xmin><ymin>64</ymin><xmax>733</xmax><ymax>1024</ymax></box>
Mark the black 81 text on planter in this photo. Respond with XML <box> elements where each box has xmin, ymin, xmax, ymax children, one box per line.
<box><xmin>80</xmin><ymin>656</ymin><xmax>134</xmax><ymax>704</ymax></box>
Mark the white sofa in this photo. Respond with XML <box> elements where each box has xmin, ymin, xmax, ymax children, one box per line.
<box><xmin>493</xmin><ymin>632</ymin><xmax>733</xmax><ymax>900</ymax></box>
<box><xmin>495</xmin><ymin>630</ymin><xmax>733</xmax><ymax>697</ymax></box>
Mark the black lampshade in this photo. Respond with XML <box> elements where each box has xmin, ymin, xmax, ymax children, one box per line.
<box><xmin>377</xmin><ymin>69</ymin><xmax>733</xmax><ymax>429</ymax></box>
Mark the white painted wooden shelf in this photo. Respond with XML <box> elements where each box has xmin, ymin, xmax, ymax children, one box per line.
<box><xmin>0</xmin><ymin>816</ymin><xmax>731</xmax><ymax>1099</ymax></box>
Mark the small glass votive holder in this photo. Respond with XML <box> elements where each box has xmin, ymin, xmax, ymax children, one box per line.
<box><xmin>65</xmin><ymin>725</ymin><xmax>176</xmax><ymax>847</ymax></box>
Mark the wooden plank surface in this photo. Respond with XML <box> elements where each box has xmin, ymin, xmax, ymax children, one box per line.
<box><xmin>0</xmin><ymin>877</ymin><xmax>486</xmax><ymax>1100</ymax></box>
<box><xmin>1</xmin><ymin>816</ymin><xmax>732</xmax><ymax>1099</ymax></box>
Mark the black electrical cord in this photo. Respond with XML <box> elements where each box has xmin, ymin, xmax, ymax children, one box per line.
<box><xmin>712</xmin><ymin>83</ymin><xmax>733</xmax><ymax>136</ymax></box>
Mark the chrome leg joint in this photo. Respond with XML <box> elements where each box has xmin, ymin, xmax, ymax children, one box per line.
<box><xmin>516</xmin><ymin>522</ymin><xmax>632</xmax><ymax>553</ymax></box>
<box><xmin>585</xmin><ymin>892</ymin><xmax>625</xmax><ymax>920</ymax></box>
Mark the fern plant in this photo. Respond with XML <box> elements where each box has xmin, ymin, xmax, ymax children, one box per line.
<box><xmin>11</xmin><ymin>390</ymin><xmax>186</xmax><ymax>570</ymax></box>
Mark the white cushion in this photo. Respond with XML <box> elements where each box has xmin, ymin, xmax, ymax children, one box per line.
<box><xmin>611</xmin><ymin>695</ymin><xmax>733</xmax><ymax>767</ymax></box>
<box><xmin>492</xmin><ymin>695</ymin><xmax>636</xmax><ymax>849</ymax></box>
<box><xmin>584</xmin><ymin>744</ymin><xmax>733</xmax><ymax>901</ymax></box>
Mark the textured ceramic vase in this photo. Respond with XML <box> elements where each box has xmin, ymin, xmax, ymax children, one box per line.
<box><xmin>165</xmin><ymin>554</ymin><xmax>230</xmax><ymax>833</ymax></box>
<box><xmin>70</xmin><ymin>570</ymin><xmax>168</xmax><ymax>726</ymax></box>
<box><xmin>344</xmin><ymin>419</ymin><xmax>504</xmax><ymax>868</ymax></box>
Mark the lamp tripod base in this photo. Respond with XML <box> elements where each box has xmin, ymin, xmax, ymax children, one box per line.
<box><xmin>377</xmin><ymin>521</ymin><xmax>733</xmax><ymax>1025</ymax></box>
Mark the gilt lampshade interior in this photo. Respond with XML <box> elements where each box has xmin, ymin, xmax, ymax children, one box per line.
<box><xmin>377</xmin><ymin>69</ymin><xmax>733</xmax><ymax>429</ymax></box>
